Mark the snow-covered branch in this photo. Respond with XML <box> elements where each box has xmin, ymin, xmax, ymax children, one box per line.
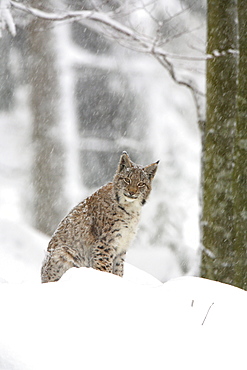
<box><xmin>10</xmin><ymin>1</ymin><xmax>208</xmax><ymax>61</ymax></box>
<box><xmin>0</xmin><ymin>0</ymin><xmax>16</xmax><ymax>37</ymax></box>
<box><xmin>9</xmin><ymin>0</ymin><xmax>206</xmax><ymax>121</ymax></box>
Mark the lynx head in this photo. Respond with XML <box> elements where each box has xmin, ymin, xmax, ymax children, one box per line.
<box><xmin>113</xmin><ymin>151</ymin><xmax>159</xmax><ymax>206</ymax></box>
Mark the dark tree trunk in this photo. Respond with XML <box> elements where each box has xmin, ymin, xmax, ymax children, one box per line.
<box><xmin>200</xmin><ymin>0</ymin><xmax>238</xmax><ymax>285</ymax></box>
<box><xmin>233</xmin><ymin>0</ymin><xmax>247</xmax><ymax>289</ymax></box>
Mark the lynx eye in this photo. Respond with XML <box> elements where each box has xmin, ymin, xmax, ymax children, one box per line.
<box><xmin>137</xmin><ymin>182</ymin><xmax>145</xmax><ymax>187</ymax></box>
<box><xmin>123</xmin><ymin>178</ymin><xmax>131</xmax><ymax>185</ymax></box>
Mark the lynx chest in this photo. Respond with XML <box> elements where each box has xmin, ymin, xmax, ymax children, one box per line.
<box><xmin>112</xmin><ymin>203</ymin><xmax>141</xmax><ymax>253</ymax></box>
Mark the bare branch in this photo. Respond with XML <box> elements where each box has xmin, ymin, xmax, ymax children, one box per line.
<box><xmin>158</xmin><ymin>24</ymin><xmax>203</xmax><ymax>48</ymax></box>
<box><xmin>163</xmin><ymin>2</ymin><xmax>196</xmax><ymax>25</ymax></box>
<box><xmin>153</xmin><ymin>53</ymin><xmax>205</xmax><ymax>124</ymax></box>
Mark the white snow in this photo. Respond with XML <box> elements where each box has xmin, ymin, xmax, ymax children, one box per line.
<box><xmin>0</xmin><ymin>220</ymin><xmax>246</xmax><ymax>370</ymax></box>
<box><xmin>0</xmin><ymin>266</ymin><xmax>246</xmax><ymax>370</ymax></box>
<box><xmin>126</xmin><ymin>246</ymin><xmax>182</xmax><ymax>282</ymax></box>
<box><xmin>0</xmin><ymin>218</ymin><xmax>47</xmax><ymax>283</ymax></box>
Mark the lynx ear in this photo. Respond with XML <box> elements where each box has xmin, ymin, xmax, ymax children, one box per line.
<box><xmin>118</xmin><ymin>151</ymin><xmax>133</xmax><ymax>172</ymax></box>
<box><xmin>144</xmin><ymin>160</ymin><xmax>159</xmax><ymax>180</ymax></box>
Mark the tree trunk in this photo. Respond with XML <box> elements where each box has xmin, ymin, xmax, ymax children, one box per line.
<box><xmin>27</xmin><ymin>6</ymin><xmax>67</xmax><ymax>235</ymax></box>
<box><xmin>0</xmin><ymin>33</ymin><xmax>14</xmax><ymax>110</ymax></box>
<box><xmin>233</xmin><ymin>0</ymin><xmax>247</xmax><ymax>289</ymax></box>
<box><xmin>200</xmin><ymin>0</ymin><xmax>238</xmax><ymax>285</ymax></box>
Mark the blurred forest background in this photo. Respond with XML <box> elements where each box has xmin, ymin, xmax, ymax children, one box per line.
<box><xmin>0</xmin><ymin>0</ymin><xmax>206</xmax><ymax>282</ymax></box>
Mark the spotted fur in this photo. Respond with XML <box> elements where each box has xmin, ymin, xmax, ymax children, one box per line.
<box><xmin>41</xmin><ymin>152</ymin><xmax>159</xmax><ymax>283</ymax></box>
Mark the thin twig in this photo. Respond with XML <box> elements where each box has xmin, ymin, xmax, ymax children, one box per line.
<box><xmin>154</xmin><ymin>53</ymin><xmax>205</xmax><ymax>125</ymax></box>
<box><xmin>202</xmin><ymin>302</ymin><xmax>214</xmax><ymax>326</ymax></box>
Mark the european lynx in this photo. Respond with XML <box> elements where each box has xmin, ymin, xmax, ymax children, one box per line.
<box><xmin>41</xmin><ymin>152</ymin><xmax>159</xmax><ymax>283</ymax></box>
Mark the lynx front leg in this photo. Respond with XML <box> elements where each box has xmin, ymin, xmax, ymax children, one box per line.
<box><xmin>91</xmin><ymin>245</ymin><xmax>115</xmax><ymax>274</ymax></box>
<box><xmin>113</xmin><ymin>251</ymin><xmax>126</xmax><ymax>277</ymax></box>
<box><xmin>41</xmin><ymin>246</ymin><xmax>84</xmax><ymax>283</ymax></box>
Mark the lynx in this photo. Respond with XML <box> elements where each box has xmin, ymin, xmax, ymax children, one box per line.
<box><xmin>41</xmin><ymin>151</ymin><xmax>159</xmax><ymax>283</ymax></box>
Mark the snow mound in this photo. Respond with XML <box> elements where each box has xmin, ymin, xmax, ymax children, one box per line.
<box><xmin>0</xmin><ymin>268</ymin><xmax>246</xmax><ymax>370</ymax></box>
<box><xmin>0</xmin><ymin>218</ymin><xmax>48</xmax><ymax>283</ymax></box>
<box><xmin>126</xmin><ymin>246</ymin><xmax>182</xmax><ymax>282</ymax></box>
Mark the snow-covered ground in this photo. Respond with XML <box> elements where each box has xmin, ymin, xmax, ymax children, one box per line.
<box><xmin>0</xmin><ymin>218</ymin><xmax>46</xmax><ymax>283</ymax></box>
<box><xmin>0</xmin><ymin>219</ymin><xmax>246</xmax><ymax>370</ymax></box>
<box><xmin>0</xmin><ymin>266</ymin><xmax>246</xmax><ymax>370</ymax></box>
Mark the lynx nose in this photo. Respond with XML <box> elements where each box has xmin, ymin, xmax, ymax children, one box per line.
<box><xmin>127</xmin><ymin>188</ymin><xmax>137</xmax><ymax>198</ymax></box>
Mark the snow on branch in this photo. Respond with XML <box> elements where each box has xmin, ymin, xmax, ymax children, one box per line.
<box><xmin>10</xmin><ymin>0</ymin><xmax>205</xmax><ymax>121</ymax></box>
<box><xmin>10</xmin><ymin>1</ymin><xmax>152</xmax><ymax>45</ymax></box>
<box><xmin>0</xmin><ymin>0</ymin><xmax>16</xmax><ymax>37</ymax></box>
<box><xmin>9</xmin><ymin>2</ymin><xmax>205</xmax><ymax>59</ymax></box>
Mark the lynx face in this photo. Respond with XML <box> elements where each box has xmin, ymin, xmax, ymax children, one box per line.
<box><xmin>113</xmin><ymin>152</ymin><xmax>159</xmax><ymax>206</ymax></box>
